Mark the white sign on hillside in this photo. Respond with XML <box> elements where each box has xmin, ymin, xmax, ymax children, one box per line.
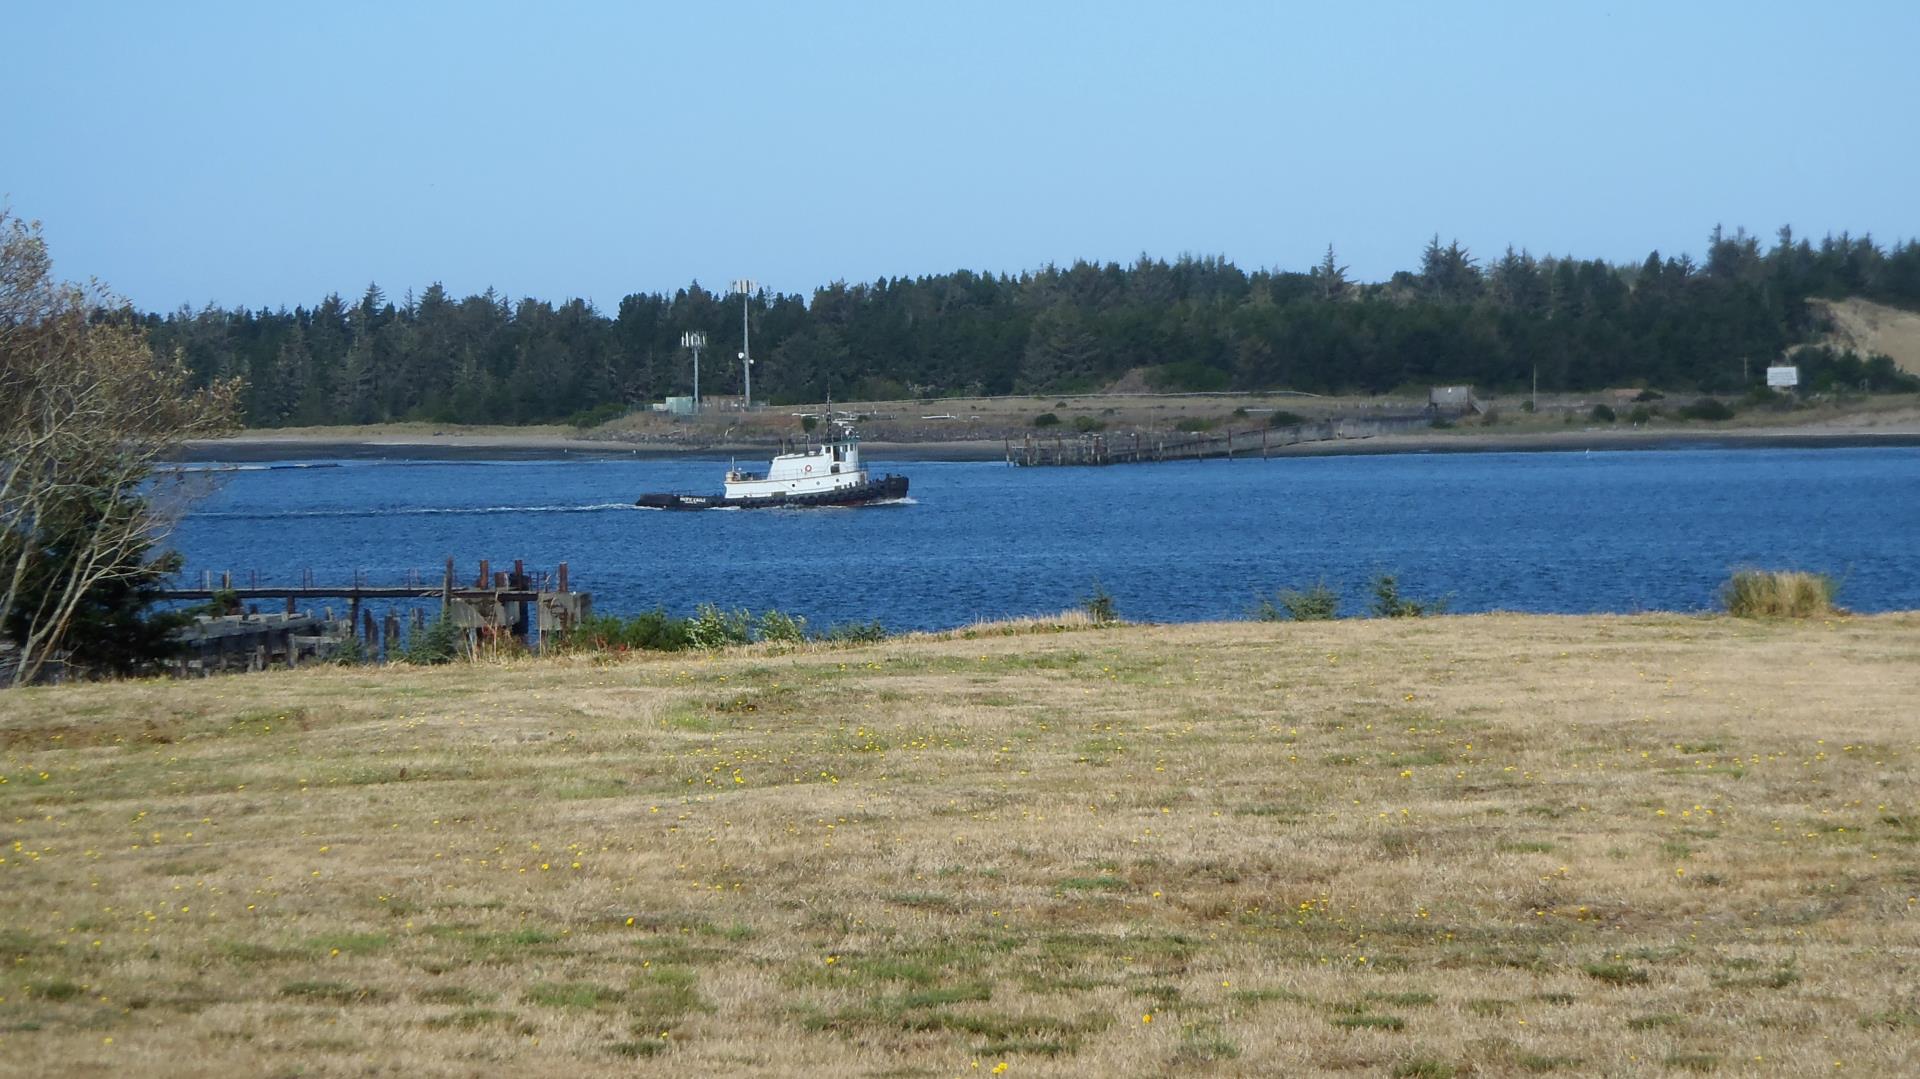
<box><xmin>1767</xmin><ymin>365</ymin><xmax>1800</xmax><ymax>388</ymax></box>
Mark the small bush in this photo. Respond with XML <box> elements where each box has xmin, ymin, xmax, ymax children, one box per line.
<box><xmin>800</xmin><ymin>415</ymin><xmax>819</xmax><ymax>433</ymax></box>
<box><xmin>1032</xmin><ymin>412</ymin><xmax>1061</xmax><ymax>428</ymax></box>
<box><xmin>819</xmin><ymin>620</ymin><xmax>888</xmax><ymax>644</ymax></box>
<box><xmin>1633</xmin><ymin>388</ymin><xmax>1664</xmax><ymax>402</ymax></box>
<box><xmin>1628</xmin><ymin>404</ymin><xmax>1654</xmax><ymax>425</ymax></box>
<box><xmin>1081</xmin><ymin>582</ymin><xmax>1118</xmax><ymax>625</ymax></box>
<box><xmin>562</xmin><ymin>610</ymin><xmax>693</xmax><ymax>653</ymax></box>
<box><xmin>687</xmin><ymin>604</ymin><xmax>754</xmax><ymax>649</ymax></box>
<box><xmin>1429</xmin><ymin>417</ymin><xmax>1455</xmax><ymax>430</ymax></box>
<box><xmin>401</xmin><ymin>616</ymin><xmax>462</xmax><ymax>665</ymax></box>
<box><xmin>1720</xmin><ymin>569</ymin><xmax>1838</xmax><ymax>618</ymax></box>
<box><xmin>1174</xmin><ymin>417</ymin><xmax>1215</xmax><ymax>432</ymax></box>
<box><xmin>1267</xmin><ymin>410</ymin><xmax>1306</xmax><ymax>427</ymax></box>
<box><xmin>1255</xmin><ymin>581</ymin><xmax>1340</xmax><ymax>621</ymax></box>
<box><xmin>756</xmin><ymin>609</ymin><xmax>808</xmax><ymax>645</ymax></box>
<box><xmin>1071</xmin><ymin>415</ymin><xmax>1106</xmax><ymax>433</ymax></box>
<box><xmin>1370</xmin><ymin>575</ymin><xmax>1448</xmax><ymax>618</ymax></box>
<box><xmin>1678</xmin><ymin>397</ymin><xmax>1735</xmax><ymax>421</ymax></box>
<box><xmin>1590</xmin><ymin>403</ymin><xmax>1616</xmax><ymax>423</ymax></box>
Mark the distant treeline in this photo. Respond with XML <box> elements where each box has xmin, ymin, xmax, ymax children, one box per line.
<box><xmin>138</xmin><ymin>226</ymin><xmax>1920</xmax><ymax>427</ymax></box>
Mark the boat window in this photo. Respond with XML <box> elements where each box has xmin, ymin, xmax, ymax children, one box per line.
<box><xmin>833</xmin><ymin>447</ymin><xmax>844</xmax><ymax>462</ymax></box>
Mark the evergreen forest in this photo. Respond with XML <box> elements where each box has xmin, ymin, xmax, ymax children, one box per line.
<box><xmin>138</xmin><ymin>227</ymin><xmax>1920</xmax><ymax>428</ymax></box>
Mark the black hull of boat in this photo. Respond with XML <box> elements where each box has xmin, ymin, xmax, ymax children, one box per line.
<box><xmin>637</xmin><ymin>474</ymin><xmax>908</xmax><ymax>511</ymax></box>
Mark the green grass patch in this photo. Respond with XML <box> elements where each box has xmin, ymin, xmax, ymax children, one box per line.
<box><xmin>1332</xmin><ymin>1013</ymin><xmax>1405</xmax><ymax>1031</ymax></box>
<box><xmin>424</xmin><ymin>1008</ymin><xmax>521</xmax><ymax>1030</ymax></box>
<box><xmin>898</xmin><ymin>983</ymin><xmax>993</xmax><ymax>1009</ymax></box>
<box><xmin>1366</xmin><ymin>991</ymin><xmax>1438</xmax><ymax>1007</ymax></box>
<box><xmin>1056</xmin><ymin>875</ymin><xmax>1127</xmax><ymax>892</ymax></box>
<box><xmin>1581</xmin><ymin>961</ymin><xmax>1650</xmax><ymax>986</ymax></box>
<box><xmin>524</xmin><ymin>981</ymin><xmax>623</xmax><ymax>1009</ymax></box>
<box><xmin>416</xmin><ymin>985</ymin><xmax>494</xmax><ymax>1005</ymax></box>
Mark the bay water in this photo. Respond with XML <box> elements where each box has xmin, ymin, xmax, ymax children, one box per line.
<box><xmin>168</xmin><ymin>447</ymin><xmax>1920</xmax><ymax>631</ymax></box>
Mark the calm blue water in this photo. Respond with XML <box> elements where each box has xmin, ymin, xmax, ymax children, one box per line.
<box><xmin>167</xmin><ymin>447</ymin><xmax>1920</xmax><ymax>630</ymax></box>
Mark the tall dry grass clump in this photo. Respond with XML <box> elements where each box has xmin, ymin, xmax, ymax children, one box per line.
<box><xmin>1721</xmin><ymin>568</ymin><xmax>1838</xmax><ymax>617</ymax></box>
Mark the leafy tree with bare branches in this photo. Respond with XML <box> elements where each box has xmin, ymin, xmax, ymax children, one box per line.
<box><xmin>1</xmin><ymin>210</ymin><xmax>240</xmax><ymax>684</ymax></box>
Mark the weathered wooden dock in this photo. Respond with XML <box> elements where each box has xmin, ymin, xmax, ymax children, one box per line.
<box><xmin>1005</xmin><ymin>413</ymin><xmax>1459</xmax><ymax>466</ymax></box>
<box><xmin>160</xmin><ymin>558</ymin><xmax>592</xmax><ymax>675</ymax></box>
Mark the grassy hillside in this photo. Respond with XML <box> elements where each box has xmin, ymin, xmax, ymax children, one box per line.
<box><xmin>4</xmin><ymin>615</ymin><xmax>1918</xmax><ymax>1075</ymax></box>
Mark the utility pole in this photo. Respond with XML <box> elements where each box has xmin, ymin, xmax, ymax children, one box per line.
<box><xmin>732</xmin><ymin>278</ymin><xmax>758</xmax><ymax>409</ymax></box>
<box><xmin>1531</xmin><ymin>365</ymin><xmax>1538</xmax><ymax>413</ymax></box>
<box><xmin>681</xmin><ymin>331</ymin><xmax>706</xmax><ymax>413</ymax></box>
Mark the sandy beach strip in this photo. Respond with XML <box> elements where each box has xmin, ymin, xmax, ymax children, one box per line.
<box><xmin>176</xmin><ymin>416</ymin><xmax>1920</xmax><ymax>463</ymax></box>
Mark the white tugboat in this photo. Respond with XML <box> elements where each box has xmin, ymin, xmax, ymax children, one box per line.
<box><xmin>637</xmin><ymin>420</ymin><xmax>909</xmax><ymax>510</ymax></box>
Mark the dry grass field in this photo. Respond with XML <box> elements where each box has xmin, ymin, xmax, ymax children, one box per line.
<box><xmin>3</xmin><ymin>614</ymin><xmax>1918</xmax><ymax>1077</ymax></box>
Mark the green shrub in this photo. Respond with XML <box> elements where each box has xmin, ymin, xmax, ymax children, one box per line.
<box><xmin>1081</xmin><ymin>582</ymin><xmax>1118</xmax><ymax>625</ymax></box>
<box><xmin>1678</xmin><ymin>397</ymin><xmax>1735</xmax><ymax>421</ymax></box>
<box><xmin>1633</xmin><ymin>388</ymin><xmax>1664</xmax><ymax>402</ymax></box>
<box><xmin>1590</xmin><ymin>403</ymin><xmax>1616</xmax><ymax>423</ymax></box>
<box><xmin>1267</xmin><ymin>410</ymin><xmax>1306</xmax><ymax>427</ymax></box>
<box><xmin>1429</xmin><ymin>417</ymin><xmax>1455</xmax><ymax>430</ymax></box>
<box><xmin>756</xmin><ymin>609</ymin><xmax>808</xmax><ymax>645</ymax></box>
<box><xmin>1370</xmin><ymin>575</ymin><xmax>1448</xmax><ymax>618</ymax></box>
<box><xmin>1174</xmin><ymin>417</ymin><xmax>1215</xmax><ymax>433</ymax></box>
<box><xmin>1032</xmin><ymin>412</ymin><xmax>1061</xmax><ymax>428</ymax></box>
<box><xmin>1071</xmin><ymin>415</ymin><xmax>1106</xmax><ymax>433</ymax></box>
<box><xmin>1255</xmin><ymin>582</ymin><xmax>1339</xmax><ymax>621</ymax></box>
<box><xmin>1628</xmin><ymin>404</ymin><xmax>1654</xmax><ymax>424</ymax></box>
<box><xmin>819</xmin><ymin>620</ymin><xmax>888</xmax><ymax>644</ymax></box>
<box><xmin>401</xmin><ymin>616</ymin><xmax>462</xmax><ymax>665</ymax></box>
<box><xmin>801</xmin><ymin>415</ymin><xmax>819</xmax><ymax>433</ymax></box>
<box><xmin>1721</xmin><ymin>569</ymin><xmax>1838</xmax><ymax>618</ymax></box>
<box><xmin>626</xmin><ymin>609</ymin><xmax>694</xmax><ymax>650</ymax></box>
<box><xmin>562</xmin><ymin>610</ymin><xmax>693</xmax><ymax>653</ymax></box>
<box><xmin>688</xmin><ymin>604</ymin><xmax>754</xmax><ymax>649</ymax></box>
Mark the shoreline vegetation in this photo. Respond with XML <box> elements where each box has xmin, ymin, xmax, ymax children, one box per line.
<box><xmin>5</xmin><ymin>611</ymin><xmax>1917</xmax><ymax>1073</ymax></box>
<box><xmin>176</xmin><ymin>393</ymin><xmax>1920</xmax><ymax>462</ymax></box>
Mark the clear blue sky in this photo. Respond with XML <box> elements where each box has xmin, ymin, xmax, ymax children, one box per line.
<box><xmin>5</xmin><ymin>0</ymin><xmax>1916</xmax><ymax>311</ymax></box>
